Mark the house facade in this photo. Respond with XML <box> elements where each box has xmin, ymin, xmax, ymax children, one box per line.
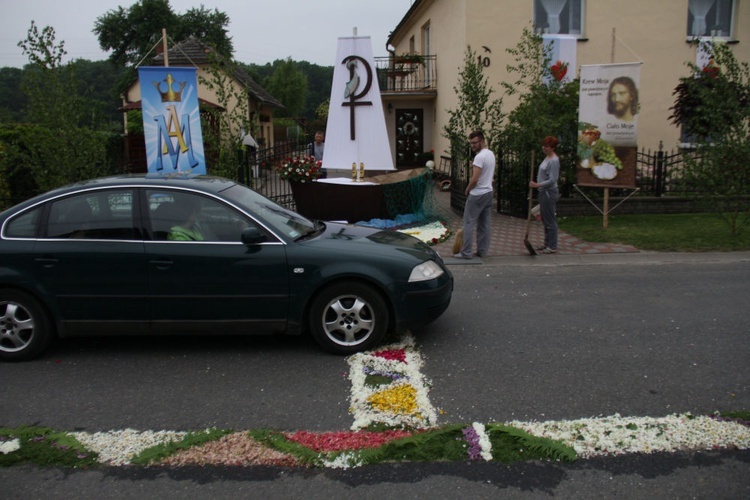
<box><xmin>381</xmin><ymin>0</ymin><xmax>749</xmax><ymax>163</ymax></box>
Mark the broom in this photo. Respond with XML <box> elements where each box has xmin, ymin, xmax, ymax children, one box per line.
<box><xmin>523</xmin><ymin>151</ymin><xmax>537</xmax><ymax>256</ymax></box>
<box><xmin>452</xmin><ymin>228</ymin><xmax>463</xmax><ymax>255</ymax></box>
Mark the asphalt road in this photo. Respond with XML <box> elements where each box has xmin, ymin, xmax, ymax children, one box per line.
<box><xmin>2</xmin><ymin>252</ymin><xmax>749</xmax><ymax>498</ymax></box>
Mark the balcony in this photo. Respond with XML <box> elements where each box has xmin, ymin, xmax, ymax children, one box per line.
<box><xmin>374</xmin><ymin>55</ymin><xmax>437</xmax><ymax>95</ymax></box>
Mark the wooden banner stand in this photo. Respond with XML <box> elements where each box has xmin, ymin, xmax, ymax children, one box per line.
<box><xmin>573</xmin><ymin>185</ymin><xmax>640</xmax><ymax>229</ymax></box>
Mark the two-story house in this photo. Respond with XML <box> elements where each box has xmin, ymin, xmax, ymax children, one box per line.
<box><xmin>381</xmin><ymin>0</ymin><xmax>748</xmax><ymax>163</ymax></box>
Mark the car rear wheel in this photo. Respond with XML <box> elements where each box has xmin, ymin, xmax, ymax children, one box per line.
<box><xmin>309</xmin><ymin>282</ymin><xmax>388</xmax><ymax>355</ymax></box>
<box><xmin>0</xmin><ymin>289</ymin><xmax>53</xmax><ymax>361</ymax></box>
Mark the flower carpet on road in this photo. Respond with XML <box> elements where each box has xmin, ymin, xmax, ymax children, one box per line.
<box><xmin>396</xmin><ymin>219</ymin><xmax>451</xmax><ymax>246</ymax></box>
<box><xmin>347</xmin><ymin>333</ymin><xmax>438</xmax><ymax>430</ymax></box>
<box><xmin>2</xmin><ymin>335</ymin><xmax>749</xmax><ymax>469</ymax></box>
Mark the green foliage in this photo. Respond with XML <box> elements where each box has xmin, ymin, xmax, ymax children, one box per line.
<box><xmin>670</xmin><ymin>41</ymin><xmax>750</xmax><ymax>235</ymax></box>
<box><xmin>264</xmin><ymin>58</ymin><xmax>308</xmax><ymax>118</ymax></box>
<box><xmin>243</xmin><ymin>60</ymin><xmax>333</xmax><ymax>127</ymax></box>
<box><xmin>252</xmin><ymin>424</ymin><xmax>577</xmax><ymax>467</ymax></box>
<box><xmin>17</xmin><ymin>21</ymin><xmax>85</xmax><ymax>130</ymax></box>
<box><xmin>0</xmin><ymin>426</ymin><xmax>98</xmax><ymax>468</ymax></box>
<box><xmin>0</xmin><ymin>124</ymin><xmax>119</xmax><ymax>201</ymax></box>
<box><xmin>129</xmin><ymin>428</ymin><xmax>233</xmax><ymax>465</ymax></box>
<box><xmin>126</xmin><ymin>110</ymin><xmax>143</xmax><ymax>135</ymax></box>
<box><xmin>485</xmin><ymin>424</ymin><xmax>577</xmax><ymax>463</ymax></box>
<box><xmin>199</xmin><ymin>53</ymin><xmax>254</xmax><ymax>179</ymax></box>
<box><xmin>442</xmin><ymin>46</ymin><xmax>504</xmax><ymax>176</ymax></box>
<box><xmin>501</xmin><ymin>26</ymin><xmax>579</xmax><ymax>198</ymax></box>
<box><xmin>558</xmin><ymin>213</ymin><xmax>750</xmax><ymax>251</ymax></box>
<box><xmin>0</xmin><ymin>68</ymin><xmax>26</xmax><ymax>123</ymax></box>
<box><xmin>716</xmin><ymin>411</ymin><xmax>750</xmax><ymax>422</ymax></box>
<box><xmin>94</xmin><ymin>0</ymin><xmax>233</xmax><ymax>68</ymax></box>
<box><xmin>0</xmin><ymin>23</ymin><xmax>121</xmax><ymax>202</ymax></box>
<box><xmin>248</xmin><ymin>429</ymin><xmax>324</xmax><ymax>466</ymax></box>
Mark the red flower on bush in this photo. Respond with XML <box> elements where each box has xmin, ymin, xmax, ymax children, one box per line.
<box><xmin>277</xmin><ymin>155</ymin><xmax>322</xmax><ymax>183</ymax></box>
<box><xmin>550</xmin><ymin>60</ymin><xmax>568</xmax><ymax>81</ymax></box>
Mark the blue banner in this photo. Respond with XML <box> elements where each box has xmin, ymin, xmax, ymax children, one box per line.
<box><xmin>139</xmin><ymin>67</ymin><xmax>206</xmax><ymax>174</ymax></box>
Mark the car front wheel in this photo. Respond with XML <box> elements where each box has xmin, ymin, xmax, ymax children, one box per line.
<box><xmin>309</xmin><ymin>282</ymin><xmax>389</xmax><ymax>355</ymax></box>
<box><xmin>0</xmin><ymin>289</ymin><xmax>53</xmax><ymax>361</ymax></box>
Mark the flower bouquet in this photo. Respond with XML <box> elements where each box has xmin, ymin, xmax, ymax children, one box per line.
<box><xmin>277</xmin><ymin>156</ymin><xmax>322</xmax><ymax>183</ymax></box>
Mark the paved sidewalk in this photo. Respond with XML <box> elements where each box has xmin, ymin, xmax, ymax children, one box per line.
<box><xmin>428</xmin><ymin>189</ymin><xmax>639</xmax><ymax>260</ymax></box>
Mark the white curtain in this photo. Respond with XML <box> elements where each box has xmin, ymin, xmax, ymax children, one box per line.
<box><xmin>688</xmin><ymin>0</ymin><xmax>715</xmax><ymax>36</ymax></box>
<box><xmin>540</xmin><ymin>0</ymin><xmax>567</xmax><ymax>34</ymax></box>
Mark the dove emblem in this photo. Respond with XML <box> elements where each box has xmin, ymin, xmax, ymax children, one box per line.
<box><xmin>344</xmin><ymin>59</ymin><xmax>360</xmax><ymax>98</ymax></box>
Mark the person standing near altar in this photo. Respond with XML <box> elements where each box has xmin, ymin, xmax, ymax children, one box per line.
<box><xmin>308</xmin><ymin>130</ymin><xmax>326</xmax><ymax>178</ymax></box>
<box><xmin>454</xmin><ymin>130</ymin><xmax>495</xmax><ymax>259</ymax></box>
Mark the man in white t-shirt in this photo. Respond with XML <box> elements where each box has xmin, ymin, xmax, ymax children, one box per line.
<box><xmin>454</xmin><ymin>130</ymin><xmax>495</xmax><ymax>259</ymax></box>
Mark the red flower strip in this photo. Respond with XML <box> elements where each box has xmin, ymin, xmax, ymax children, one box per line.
<box><xmin>285</xmin><ymin>430</ymin><xmax>413</xmax><ymax>452</ymax></box>
<box><xmin>371</xmin><ymin>349</ymin><xmax>407</xmax><ymax>363</ymax></box>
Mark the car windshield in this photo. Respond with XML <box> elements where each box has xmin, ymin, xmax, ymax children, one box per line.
<box><xmin>221</xmin><ymin>183</ymin><xmax>317</xmax><ymax>239</ymax></box>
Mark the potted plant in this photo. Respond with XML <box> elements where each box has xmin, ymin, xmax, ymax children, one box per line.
<box><xmin>277</xmin><ymin>155</ymin><xmax>322</xmax><ymax>183</ymax></box>
<box><xmin>394</xmin><ymin>53</ymin><xmax>424</xmax><ymax>65</ymax></box>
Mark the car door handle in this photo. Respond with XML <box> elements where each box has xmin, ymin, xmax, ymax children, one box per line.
<box><xmin>34</xmin><ymin>257</ymin><xmax>59</xmax><ymax>268</ymax></box>
<box><xmin>149</xmin><ymin>258</ymin><xmax>174</xmax><ymax>269</ymax></box>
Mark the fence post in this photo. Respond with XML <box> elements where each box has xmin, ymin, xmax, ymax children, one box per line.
<box><xmin>655</xmin><ymin>140</ymin><xmax>665</xmax><ymax>197</ymax></box>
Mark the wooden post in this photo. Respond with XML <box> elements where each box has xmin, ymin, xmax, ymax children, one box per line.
<box><xmin>603</xmin><ymin>28</ymin><xmax>615</xmax><ymax>230</ymax></box>
<box><xmin>162</xmin><ymin>28</ymin><xmax>169</xmax><ymax>67</ymax></box>
<box><xmin>603</xmin><ymin>187</ymin><xmax>609</xmax><ymax>229</ymax></box>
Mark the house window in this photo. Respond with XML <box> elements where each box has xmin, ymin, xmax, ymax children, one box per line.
<box><xmin>687</xmin><ymin>0</ymin><xmax>735</xmax><ymax>38</ymax></box>
<box><xmin>534</xmin><ymin>0</ymin><xmax>583</xmax><ymax>35</ymax></box>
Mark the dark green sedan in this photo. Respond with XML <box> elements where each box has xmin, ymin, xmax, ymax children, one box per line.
<box><xmin>0</xmin><ymin>175</ymin><xmax>453</xmax><ymax>361</ymax></box>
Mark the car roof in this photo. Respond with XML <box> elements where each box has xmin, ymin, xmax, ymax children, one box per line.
<box><xmin>60</xmin><ymin>174</ymin><xmax>237</xmax><ymax>193</ymax></box>
<box><xmin>3</xmin><ymin>174</ymin><xmax>240</xmax><ymax>214</ymax></box>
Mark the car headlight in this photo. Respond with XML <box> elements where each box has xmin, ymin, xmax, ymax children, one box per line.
<box><xmin>408</xmin><ymin>260</ymin><xmax>444</xmax><ymax>282</ymax></box>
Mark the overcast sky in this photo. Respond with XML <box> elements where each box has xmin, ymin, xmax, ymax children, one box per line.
<box><xmin>0</xmin><ymin>0</ymin><xmax>414</xmax><ymax>68</ymax></box>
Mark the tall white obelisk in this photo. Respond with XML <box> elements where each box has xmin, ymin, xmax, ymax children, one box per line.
<box><xmin>322</xmin><ymin>32</ymin><xmax>395</xmax><ymax>173</ymax></box>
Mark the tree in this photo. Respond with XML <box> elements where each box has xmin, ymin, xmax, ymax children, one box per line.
<box><xmin>670</xmin><ymin>40</ymin><xmax>750</xmax><ymax>235</ymax></box>
<box><xmin>0</xmin><ymin>68</ymin><xmax>26</xmax><ymax>123</ymax></box>
<box><xmin>198</xmin><ymin>54</ymin><xmax>253</xmax><ymax>181</ymax></box>
<box><xmin>1</xmin><ymin>22</ymin><xmax>117</xmax><ymax>199</ymax></box>
<box><xmin>17</xmin><ymin>21</ymin><xmax>83</xmax><ymax>130</ymax></box>
<box><xmin>501</xmin><ymin>26</ymin><xmax>579</xmax><ymax>198</ymax></box>
<box><xmin>442</xmin><ymin>46</ymin><xmax>504</xmax><ymax>184</ymax></box>
<box><xmin>94</xmin><ymin>0</ymin><xmax>233</xmax><ymax>68</ymax></box>
<box><xmin>265</xmin><ymin>58</ymin><xmax>308</xmax><ymax>119</ymax></box>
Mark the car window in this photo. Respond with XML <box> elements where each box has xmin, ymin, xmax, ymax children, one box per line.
<box><xmin>46</xmin><ymin>190</ymin><xmax>137</xmax><ymax>240</ymax></box>
<box><xmin>221</xmin><ymin>184</ymin><xmax>316</xmax><ymax>240</ymax></box>
<box><xmin>147</xmin><ymin>190</ymin><xmax>253</xmax><ymax>242</ymax></box>
<box><xmin>4</xmin><ymin>207</ymin><xmax>42</xmax><ymax>238</ymax></box>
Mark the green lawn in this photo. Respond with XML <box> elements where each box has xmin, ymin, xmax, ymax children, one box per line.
<box><xmin>558</xmin><ymin>213</ymin><xmax>750</xmax><ymax>252</ymax></box>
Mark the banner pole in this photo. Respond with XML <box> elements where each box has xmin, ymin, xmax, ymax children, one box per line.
<box><xmin>162</xmin><ymin>28</ymin><xmax>169</xmax><ymax>67</ymax></box>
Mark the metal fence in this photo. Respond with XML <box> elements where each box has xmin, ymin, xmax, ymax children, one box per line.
<box><xmin>240</xmin><ymin>139</ymin><xmax>308</xmax><ymax>209</ymax></box>
<box><xmin>453</xmin><ymin>143</ymin><xmax>691</xmax><ymax>217</ymax></box>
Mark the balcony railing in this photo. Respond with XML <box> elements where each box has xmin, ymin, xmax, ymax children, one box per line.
<box><xmin>374</xmin><ymin>55</ymin><xmax>437</xmax><ymax>93</ymax></box>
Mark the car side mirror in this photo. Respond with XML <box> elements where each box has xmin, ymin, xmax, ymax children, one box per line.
<box><xmin>241</xmin><ymin>226</ymin><xmax>266</xmax><ymax>245</ymax></box>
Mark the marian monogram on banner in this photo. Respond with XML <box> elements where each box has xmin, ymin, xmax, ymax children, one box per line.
<box><xmin>139</xmin><ymin>67</ymin><xmax>207</xmax><ymax>174</ymax></box>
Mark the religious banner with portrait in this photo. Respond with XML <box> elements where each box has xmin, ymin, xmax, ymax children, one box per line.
<box><xmin>576</xmin><ymin>63</ymin><xmax>642</xmax><ymax>188</ymax></box>
<box><xmin>138</xmin><ymin>67</ymin><xmax>206</xmax><ymax>174</ymax></box>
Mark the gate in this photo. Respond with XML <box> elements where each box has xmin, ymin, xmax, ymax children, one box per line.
<box><xmin>240</xmin><ymin>138</ymin><xmax>308</xmax><ymax>209</ymax></box>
